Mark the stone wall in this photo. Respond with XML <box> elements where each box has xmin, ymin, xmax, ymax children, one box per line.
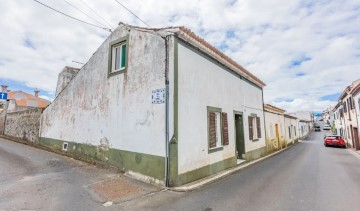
<box><xmin>0</xmin><ymin>110</ymin><xmax>5</xmax><ymax>135</ymax></box>
<box><xmin>4</xmin><ymin>108</ymin><xmax>43</xmax><ymax>142</ymax></box>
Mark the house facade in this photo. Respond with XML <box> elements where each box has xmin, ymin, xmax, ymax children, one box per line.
<box><xmin>351</xmin><ymin>82</ymin><xmax>360</xmax><ymax>151</ymax></box>
<box><xmin>284</xmin><ymin>114</ymin><xmax>299</xmax><ymax>145</ymax></box>
<box><xmin>39</xmin><ymin>23</ymin><xmax>266</xmax><ymax>187</ymax></box>
<box><xmin>333</xmin><ymin>102</ymin><xmax>345</xmax><ymax>137</ymax></box>
<box><xmin>264</xmin><ymin>104</ymin><xmax>286</xmax><ymax>152</ymax></box>
<box><xmin>339</xmin><ymin>80</ymin><xmax>360</xmax><ymax>149</ymax></box>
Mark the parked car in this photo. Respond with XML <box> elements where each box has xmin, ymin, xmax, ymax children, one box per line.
<box><xmin>314</xmin><ymin>125</ymin><xmax>321</xmax><ymax>132</ymax></box>
<box><xmin>324</xmin><ymin>135</ymin><xmax>346</xmax><ymax>148</ymax></box>
<box><xmin>323</xmin><ymin>124</ymin><xmax>331</xmax><ymax>130</ymax></box>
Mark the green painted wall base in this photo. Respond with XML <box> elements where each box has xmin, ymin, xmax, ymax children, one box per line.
<box><xmin>39</xmin><ymin>137</ymin><xmax>165</xmax><ymax>181</ymax></box>
<box><xmin>244</xmin><ymin>146</ymin><xmax>267</xmax><ymax>161</ymax></box>
<box><xmin>173</xmin><ymin>156</ymin><xmax>236</xmax><ymax>186</ymax></box>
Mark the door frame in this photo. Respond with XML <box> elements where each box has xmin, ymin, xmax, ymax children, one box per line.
<box><xmin>233</xmin><ymin>110</ymin><xmax>245</xmax><ymax>160</ymax></box>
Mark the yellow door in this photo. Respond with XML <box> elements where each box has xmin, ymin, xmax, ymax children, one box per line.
<box><xmin>275</xmin><ymin>124</ymin><xmax>280</xmax><ymax>149</ymax></box>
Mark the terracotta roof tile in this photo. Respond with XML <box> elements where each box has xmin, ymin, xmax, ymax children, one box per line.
<box><xmin>8</xmin><ymin>91</ymin><xmax>50</xmax><ymax>108</ymax></box>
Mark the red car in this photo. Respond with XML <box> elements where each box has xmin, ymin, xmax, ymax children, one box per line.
<box><xmin>324</xmin><ymin>135</ymin><xmax>346</xmax><ymax>148</ymax></box>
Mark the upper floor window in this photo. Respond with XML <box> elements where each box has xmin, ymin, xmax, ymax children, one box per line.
<box><xmin>108</xmin><ymin>36</ymin><xmax>129</xmax><ymax>77</ymax></box>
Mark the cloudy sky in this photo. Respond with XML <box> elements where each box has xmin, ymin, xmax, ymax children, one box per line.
<box><xmin>0</xmin><ymin>0</ymin><xmax>359</xmax><ymax>112</ymax></box>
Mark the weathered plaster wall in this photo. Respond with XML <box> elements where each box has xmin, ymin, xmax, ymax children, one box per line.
<box><xmin>264</xmin><ymin>111</ymin><xmax>286</xmax><ymax>152</ymax></box>
<box><xmin>40</xmin><ymin>26</ymin><xmax>173</xmax><ymax>180</ymax></box>
<box><xmin>4</xmin><ymin>108</ymin><xmax>43</xmax><ymax>142</ymax></box>
<box><xmin>55</xmin><ymin>66</ymin><xmax>80</xmax><ymax>97</ymax></box>
<box><xmin>176</xmin><ymin>41</ymin><xmax>265</xmax><ymax>175</ymax></box>
<box><xmin>284</xmin><ymin>117</ymin><xmax>298</xmax><ymax>144</ymax></box>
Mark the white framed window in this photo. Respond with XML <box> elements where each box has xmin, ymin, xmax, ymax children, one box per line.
<box><xmin>248</xmin><ymin>115</ymin><xmax>261</xmax><ymax>141</ymax></box>
<box><xmin>269</xmin><ymin>124</ymin><xmax>274</xmax><ymax>139</ymax></box>
<box><xmin>112</xmin><ymin>43</ymin><xmax>126</xmax><ymax>72</ymax></box>
<box><xmin>108</xmin><ymin>36</ymin><xmax>129</xmax><ymax>77</ymax></box>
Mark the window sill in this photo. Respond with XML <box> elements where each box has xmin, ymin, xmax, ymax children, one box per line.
<box><xmin>108</xmin><ymin>69</ymin><xmax>126</xmax><ymax>78</ymax></box>
<box><xmin>252</xmin><ymin>138</ymin><xmax>259</xmax><ymax>142</ymax></box>
<box><xmin>208</xmin><ymin>146</ymin><xmax>223</xmax><ymax>153</ymax></box>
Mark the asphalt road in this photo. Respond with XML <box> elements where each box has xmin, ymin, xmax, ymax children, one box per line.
<box><xmin>1</xmin><ymin>127</ymin><xmax>360</xmax><ymax>211</ymax></box>
<box><xmin>0</xmin><ymin>138</ymin><xmax>121</xmax><ymax>211</ymax></box>
<box><xmin>121</xmin><ymin>128</ymin><xmax>360</xmax><ymax>211</ymax></box>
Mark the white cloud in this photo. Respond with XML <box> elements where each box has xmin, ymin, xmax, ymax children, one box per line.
<box><xmin>0</xmin><ymin>0</ymin><xmax>359</xmax><ymax>113</ymax></box>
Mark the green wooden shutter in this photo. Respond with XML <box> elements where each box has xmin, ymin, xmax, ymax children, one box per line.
<box><xmin>121</xmin><ymin>44</ymin><xmax>126</xmax><ymax>69</ymax></box>
<box><xmin>209</xmin><ymin>112</ymin><xmax>216</xmax><ymax>148</ymax></box>
<box><xmin>222</xmin><ymin>112</ymin><xmax>229</xmax><ymax>145</ymax></box>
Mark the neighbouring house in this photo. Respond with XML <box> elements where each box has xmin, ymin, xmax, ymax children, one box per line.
<box><xmin>298</xmin><ymin>119</ymin><xmax>311</xmax><ymax>139</ymax></box>
<box><xmin>339</xmin><ymin>79</ymin><xmax>360</xmax><ymax>150</ymax></box>
<box><xmin>0</xmin><ymin>85</ymin><xmax>50</xmax><ymax>140</ymax></box>
<box><xmin>55</xmin><ymin>66</ymin><xmax>80</xmax><ymax>97</ymax></box>
<box><xmin>351</xmin><ymin>82</ymin><xmax>360</xmax><ymax>152</ymax></box>
<box><xmin>0</xmin><ymin>85</ymin><xmax>50</xmax><ymax>113</ymax></box>
<box><xmin>264</xmin><ymin>104</ymin><xmax>286</xmax><ymax>152</ymax></box>
<box><xmin>284</xmin><ymin>114</ymin><xmax>299</xmax><ymax>145</ymax></box>
<box><xmin>39</xmin><ymin>22</ymin><xmax>267</xmax><ymax>187</ymax></box>
<box><xmin>333</xmin><ymin>102</ymin><xmax>345</xmax><ymax>137</ymax></box>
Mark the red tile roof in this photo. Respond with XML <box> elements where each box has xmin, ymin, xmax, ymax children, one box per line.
<box><xmin>8</xmin><ymin>91</ymin><xmax>50</xmax><ymax>108</ymax></box>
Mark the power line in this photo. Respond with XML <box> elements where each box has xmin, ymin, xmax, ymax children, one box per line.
<box><xmin>62</xmin><ymin>0</ymin><xmax>109</xmax><ymax>29</ymax></box>
<box><xmin>33</xmin><ymin>0</ymin><xmax>111</xmax><ymax>32</ymax></box>
<box><xmin>113</xmin><ymin>0</ymin><xmax>151</xmax><ymax>28</ymax></box>
<box><xmin>77</xmin><ymin>0</ymin><xmax>114</xmax><ymax>29</ymax></box>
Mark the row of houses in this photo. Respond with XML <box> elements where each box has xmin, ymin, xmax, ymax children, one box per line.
<box><xmin>324</xmin><ymin>79</ymin><xmax>360</xmax><ymax>150</ymax></box>
<box><xmin>0</xmin><ymin>23</ymin><xmax>313</xmax><ymax>187</ymax></box>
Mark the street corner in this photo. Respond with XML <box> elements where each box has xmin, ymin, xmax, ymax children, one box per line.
<box><xmin>87</xmin><ymin>175</ymin><xmax>162</xmax><ymax>204</ymax></box>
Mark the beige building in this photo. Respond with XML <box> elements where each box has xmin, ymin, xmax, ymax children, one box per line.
<box><xmin>264</xmin><ymin>104</ymin><xmax>286</xmax><ymax>152</ymax></box>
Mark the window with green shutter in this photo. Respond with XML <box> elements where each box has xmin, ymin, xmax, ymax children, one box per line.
<box><xmin>108</xmin><ymin>35</ymin><xmax>129</xmax><ymax>77</ymax></box>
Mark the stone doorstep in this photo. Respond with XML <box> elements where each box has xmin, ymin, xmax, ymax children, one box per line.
<box><xmin>170</xmin><ymin>141</ymin><xmax>300</xmax><ymax>192</ymax></box>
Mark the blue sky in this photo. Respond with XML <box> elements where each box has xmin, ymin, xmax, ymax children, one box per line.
<box><xmin>0</xmin><ymin>0</ymin><xmax>359</xmax><ymax>111</ymax></box>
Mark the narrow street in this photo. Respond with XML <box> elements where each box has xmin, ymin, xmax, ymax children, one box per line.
<box><xmin>1</xmin><ymin>129</ymin><xmax>360</xmax><ymax>211</ymax></box>
<box><xmin>0</xmin><ymin>138</ymin><xmax>157</xmax><ymax>211</ymax></box>
<box><xmin>121</xmin><ymin>130</ymin><xmax>360</xmax><ymax>211</ymax></box>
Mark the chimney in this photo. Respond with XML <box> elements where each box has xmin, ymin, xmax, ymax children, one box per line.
<box><xmin>1</xmin><ymin>85</ymin><xmax>8</xmax><ymax>93</ymax></box>
<box><xmin>34</xmin><ymin>88</ymin><xmax>40</xmax><ymax>98</ymax></box>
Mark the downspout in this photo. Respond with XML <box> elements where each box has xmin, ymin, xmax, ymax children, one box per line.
<box><xmin>163</xmin><ymin>35</ymin><xmax>170</xmax><ymax>187</ymax></box>
<box><xmin>261</xmin><ymin>88</ymin><xmax>267</xmax><ymax>148</ymax></box>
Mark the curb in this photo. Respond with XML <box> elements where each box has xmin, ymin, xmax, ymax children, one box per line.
<box><xmin>346</xmin><ymin>149</ymin><xmax>360</xmax><ymax>160</ymax></box>
<box><xmin>170</xmin><ymin>140</ymin><xmax>301</xmax><ymax>192</ymax></box>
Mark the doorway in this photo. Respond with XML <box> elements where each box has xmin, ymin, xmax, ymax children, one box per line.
<box><xmin>235</xmin><ymin>113</ymin><xmax>245</xmax><ymax>161</ymax></box>
<box><xmin>353</xmin><ymin>127</ymin><xmax>360</xmax><ymax>150</ymax></box>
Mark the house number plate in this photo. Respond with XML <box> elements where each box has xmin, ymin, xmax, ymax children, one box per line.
<box><xmin>152</xmin><ymin>88</ymin><xmax>166</xmax><ymax>104</ymax></box>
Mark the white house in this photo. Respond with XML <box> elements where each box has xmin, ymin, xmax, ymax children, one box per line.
<box><xmin>284</xmin><ymin>114</ymin><xmax>299</xmax><ymax>144</ymax></box>
<box><xmin>339</xmin><ymin>79</ymin><xmax>360</xmax><ymax>149</ymax></box>
<box><xmin>332</xmin><ymin>102</ymin><xmax>344</xmax><ymax>137</ymax></box>
<box><xmin>351</xmin><ymin>82</ymin><xmax>360</xmax><ymax>151</ymax></box>
<box><xmin>39</xmin><ymin>23</ymin><xmax>266</xmax><ymax>187</ymax></box>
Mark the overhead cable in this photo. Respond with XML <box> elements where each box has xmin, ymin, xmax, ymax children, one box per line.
<box><xmin>33</xmin><ymin>0</ymin><xmax>111</xmax><ymax>32</ymax></box>
<box><xmin>62</xmin><ymin>0</ymin><xmax>109</xmax><ymax>29</ymax></box>
<box><xmin>113</xmin><ymin>0</ymin><xmax>151</xmax><ymax>28</ymax></box>
<box><xmin>78</xmin><ymin>0</ymin><xmax>114</xmax><ymax>29</ymax></box>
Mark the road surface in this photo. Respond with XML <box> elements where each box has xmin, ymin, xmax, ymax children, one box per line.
<box><xmin>121</xmin><ymin>129</ymin><xmax>360</xmax><ymax>211</ymax></box>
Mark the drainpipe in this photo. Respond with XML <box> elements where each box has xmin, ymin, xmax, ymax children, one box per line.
<box><xmin>163</xmin><ymin>35</ymin><xmax>170</xmax><ymax>187</ymax></box>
